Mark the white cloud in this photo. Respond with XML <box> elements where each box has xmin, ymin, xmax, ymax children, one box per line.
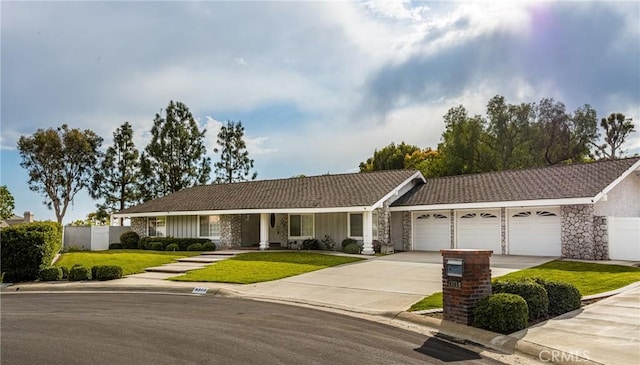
<box><xmin>234</xmin><ymin>57</ymin><xmax>248</xmax><ymax>66</ymax></box>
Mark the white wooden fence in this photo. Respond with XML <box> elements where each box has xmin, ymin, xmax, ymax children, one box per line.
<box><xmin>608</xmin><ymin>217</ymin><xmax>640</xmax><ymax>261</ymax></box>
<box><xmin>63</xmin><ymin>226</ymin><xmax>131</xmax><ymax>251</ymax></box>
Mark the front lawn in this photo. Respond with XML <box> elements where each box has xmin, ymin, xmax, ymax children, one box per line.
<box><xmin>170</xmin><ymin>252</ymin><xmax>364</xmax><ymax>284</ymax></box>
<box><xmin>409</xmin><ymin>260</ymin><xmax>640</xmax><ymax>311</ymax></box>
<box><xmin>56</xmin><ymin>250</ymin><xmax>200</xmax><ymax>276</ymax></box>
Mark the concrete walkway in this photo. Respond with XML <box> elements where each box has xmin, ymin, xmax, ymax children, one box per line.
<box><xmin>512</xmin><ymin>283</ymin><xmax>640</xmax><ymax>364</ymax></box>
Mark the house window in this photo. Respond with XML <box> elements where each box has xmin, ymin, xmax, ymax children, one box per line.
<box><xmin>349</xmin><ymin>213</ymin><xmax>363</xmax><ymax>237</ymax></box>
<box><xmin>199</xmin><ymin>215</ymin><xmax>221</xmax><ymax>238</ymax></box>
<box><xmin>537</xmin><ymin>211</ymin><xmax>558</xmax><ymax>217</ymax></box>
<box><xmin>289</xmin><ymin>214</ymin><xmax>314</xmax><ymax>238</ymax></box>
<box><xmin>348</xmin><ymin>212</ymin><xmax>379</xmax><ymax>239</ymax></box>
<box><xmin>148</xmin><ymin>216</ymin><xmax>166</xmax><ymax>237</ymax></box>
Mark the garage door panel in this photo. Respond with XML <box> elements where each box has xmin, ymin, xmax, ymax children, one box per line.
<box><xmin>456</xmin><ymin>210</ymin><xmax>501</xmax><ymax>253</ymax></box>
<box><xmin>414</xmin><ymin>211</ymin><xmax>450</xmax><ymax>251</ymax></box>
<box><xmin>508</xmin><ymin>208</ymin><xmax>561</xmax><ymax>256</ymax></box>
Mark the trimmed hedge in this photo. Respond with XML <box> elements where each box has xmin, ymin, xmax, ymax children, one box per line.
<box><xmin>165</xmin><ymin>243</ymin><xmax>180</xmax><ymax>251</ymax></box>
<box><xmin>473</xmin><ymin>293</ymin><xmax>529</xmax><ymax>334</ymax></box>
<box><xmin>341</xmin><ymin>238</ymin><xmax>357</xmax><ymax>251</ymax></box>
<box><xmin>138</xmin><ymin>237</ymin><xmax>211</xmax><ymax>251</ymax></box>
<box><xmin>0</xmin><ymin>221</ymin><xmax>63</xmax><ymax>282</ymax></box>
<box><xmin>343</xmin><ymin>243</ymin><xmax>361</xmax><ymax>254</ymax></box>
<box><xmin>534</xmin><ymin>278</ymin><xmax>581</xmax><ymax>316</ymax></box>
<box><xmin>493</xmin><ymin>280</ymin><xmax>549</xmax><ymax>320</ymax></box>
<box><xmin>68</xmin><ymin>265</ymin><xmax>91</xmax><ymax>281</ymax></box>
<box><xmin>201</xmin><ymin>242</ymin><xmax>216</xmax><ymax>251</ymax></box>
<box><xmin>93</xmin><ymin>265</ymin><xmax>124</xmax><ymax>281</ymax></box>
<box><xmin>61</xmin><ymin>266</ymin><xmax>69</xmax><ymax>279</ymax></box>
<box><xmin>187</xmin><ymin>243</ymin><xmax>203</xmax><ymax>251</ymax></box>
<box><xmin>109</xmin><ymin>243</ymin><xmax>123</xmax><ymax>250</ymax></box>
<box><xmin>119</xmin><ymin>231</ymin><xmax>140</xmax><ymax>249</ymax></box>
<box><xmin>149</xmin><ymin>242</ymin><xmax>164</xmax><ymax>251</ymax></box>
<box><xmin>40</xmin><ymin>266</ymin><xmax>63</xmax><ymax>281</ymax></box>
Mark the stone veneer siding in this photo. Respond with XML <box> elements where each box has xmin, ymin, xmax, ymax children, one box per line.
<box><xmin>593</xmin><ymin>216</ymin><xmax>609</xmax><ymax>260</ymax></box>
<box><xmin>562</xmin><ymin>204</ymin><xmax>601</xmax><ymax>260</ymax></box>
<box><xmin>500</xmin><ymin>207</ymin><xmax>506</xmax><ymax>255</ymax></box>
<box><xmin>220</xmin><ymin>214</ymin><xmax>242</xmax><ymax>249</ymax></box>
<box><xmin>402</xmin><ymin>211</ymin><xmax>412</xmax><ymax>251</ymax></box>
<box><xmin>376</xmin><ymin>202</ymin><xmax>391</xmax><ymax>247</ymax></box>
<box><xmin>131</xmin><ymin>217</ymin><xmax>147</xmax><ymax>238</ymax></box>
<box><xmin>449</xmin><ymin>209</ymin><xmax>455</xmax><ymax>248</ymax></box>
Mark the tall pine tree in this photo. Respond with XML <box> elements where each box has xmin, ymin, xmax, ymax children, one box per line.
<box><xmin>140</xmin><ymin>101</ymin><xmax>211</xmax><ymax>200</ymax></box>
<box><xmin>213</xmin><ymin>120</ymin><xmax>257</xmax><ymax>183</ymax></box>
<box><xmin>91</xmin><ymin>122</ymin><xmax>141</xmax><ymax>225</ymax></box>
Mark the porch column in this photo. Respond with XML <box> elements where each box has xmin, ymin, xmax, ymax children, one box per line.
<box><xmin>362</xmin><ymin>211</ymin><xmax>375</xmax><ymax>255</ymax></box>
<box><xmin>259</xmin><ymin>213</ymin><xmax>270</xmax><ymax>250</ymax></box>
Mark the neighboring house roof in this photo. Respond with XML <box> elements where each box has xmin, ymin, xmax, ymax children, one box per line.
<box><xmin>1</xmin><ymin>214</ymin><xmax>28</xmax><ymax>228</ymax></box>
<box><xmin>116</xmin><ymin>170</ymin><xmax>422</xmax><ymax>216</ymax></box>
<box><xmin>391</xmin><ymin>157</ymin><xmax>640</xmax><ymax>210</ymax></box>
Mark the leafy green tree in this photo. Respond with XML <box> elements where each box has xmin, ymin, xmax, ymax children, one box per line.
<box><xmin>593</xmin><ymin>113</ymin><xmax>636</xmax><ymax>159</ymax></box>
<box><xmin>213</xmin><ymin>120</ymin><xmax>257</xmax><ymax>183</ymax></box>
<box><xmin>437</xmin><ymin>106</ymin><xmax>493</xmax><ymax>175</ymax></box>
<box><xmin>485</xmin><ymin>95</ymin><xmax>537</xmax><ymax>169</ymax></box>
<box><xmin>359</xmin><ymin>142</ymin><xmax>421</xmax><ymax>172</ymax></box>
<box><xmin>140</xmin><ymin>101</ymin><xmax>211</xmax><ymax>200</ymax></box>
<box><xmin>91</xmin><ymin>122</ymin><xmax>140</xmax><ymax>224</ymax></box>
<box><xmin>533</xmin><ymin>98</ymin><xmax>597</xmax><ymax>165</ymax></box>
<box><xmin>17</xmin><ymin>125</ymin><xmax>103</xmax><ymax>223</ymax></box>
<box><xmin>403</xmin><ymin>148</ymin><xmax>445</xmax><ymax>178</ymax></box>
<box><xmin>0</xmin><ymin>185</ymin><xmax>15</xmax><ymax>220</ymax></box>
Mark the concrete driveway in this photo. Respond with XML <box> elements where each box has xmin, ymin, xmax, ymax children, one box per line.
<box><xmin>233</xmin><ymin>252</ymin><xmax>554</xmax><ymax>314</ymax></box>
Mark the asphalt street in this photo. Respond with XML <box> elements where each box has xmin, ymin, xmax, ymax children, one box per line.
<box><xmin>1</xmin><ymin>292</ymin><xmax>499</xmax><ymax>365</ymax></box>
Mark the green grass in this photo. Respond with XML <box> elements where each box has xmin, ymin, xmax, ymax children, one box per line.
<box><xmin>495</xmin><ymin>260</ymin><xmax>640</xmax><ymax>296</ymax></box>
<box><xmin>170</xmin><ymin>252</ymin><xmax>364</xmax><ymax>284</ymax></box>
<box><xmin>55</xmin><ymin>250</ymin><xmax>200</xmax><ymax>276</ymax></box>
<box><xmin>409</xmin><ymin>260</ymin><xmax>640</xmax><ymax>311</ymax></box>
<box><xmin>409</xmin><ymin>292</ymin><xmax>443</xmax><ymax>312</ymax></box>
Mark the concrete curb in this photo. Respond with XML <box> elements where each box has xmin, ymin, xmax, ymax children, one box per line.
<box><xmin>393</xmin><ymin>311</ymin><xmax>602</xmax><ymax>365</ymax></box>
<box><xmin>581</xmin><ymin>280</ymin><xmax>640</xmax><ymax>301</ymax></box>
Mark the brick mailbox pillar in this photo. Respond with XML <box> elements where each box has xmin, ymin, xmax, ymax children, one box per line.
<box><xmin>440</xmin><ymin>249</ymin><xmax>492</xmax><ymax>325</ymax></box>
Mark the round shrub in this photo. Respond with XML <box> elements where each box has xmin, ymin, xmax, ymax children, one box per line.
<box><xmin>40</xmin><ymin>266</ymin><xmax>63</xmax><ymax>281</ymax></box>
<box><xmin>493</xmin><ymin>280</ymin><xmax>549</xmax><ymax>320</ymax></box>
<box><xmin>68</xmin><ymin>265</ymin><xmax>91</xmax><ymax>281</ymax></box>
<box><xmin>343</xmin><ymin>243</ymin><xmax>361</xmax><ymax>254</ymax></box>
<box><xmin>534</xmin><ymin>278</ymin><xmax>581</xmax><ymax>316</ymax></box>
<box><xmin>165</xmin><ymin>243</ymin><xmax>179</xmax><ymax>251</ymax></box>
<box><xmin>150</xmin><ymin>242</ymin><xmax>164</xmax><ymax>251</ymax></box>
<box><xmin>109</xmin><ymin>243</ymin><xmax>123</xmax><ymax>250</ymax></box>
<box><xmin>94</xmin><ymin>265</ymin><xmax>124</xmax><ymax>281</ymax></box>
<box><xmin>341</xmin><ymin>238</ymin><xmax>357</xmax><ymax>251</ymax></box>
<box><xmin>187</xmin><ymin>243</ymin><xmax>203</xmax><ymax>251</ymax></box>
<box><xmin>91</xmin><ymin>265</ymin><xmax>100</xmax><ymax>279</ymax></box>
<box><xmin>473</xmin><ymin>293</ymin><xmax>529</xmax><ymax>334</ymax></box>
<box><xmin>201</xmin><ymin>242</ymin><xmax>216</xmax><ymax>251</ymax></box>
<box><xmin>119</xmin><ymin>231</ymin><xmax>140</xmax><ymax>249</ymax></box>
<box><xmin>60</xmin><ymin>266</ymin><xmax>69</xmax><ymax>279</ymax></box>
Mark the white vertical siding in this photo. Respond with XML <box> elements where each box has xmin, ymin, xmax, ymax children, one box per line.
<box><xmin>315</xmin><ymin>213</ymin><xmax>348</xmax><ymax>243</ymax></box>
<box><xmin>166</xmin><ymin>216</ymin><xmax>198</xmax><ymax>238</ymax></box>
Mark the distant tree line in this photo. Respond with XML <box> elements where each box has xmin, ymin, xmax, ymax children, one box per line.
<box><xmin>17</xmin><ymin>100</ymin><xmax>257</xmax><ymax>224</ymax></box>
<box><xmin>360</xmin><ymin>95</ymin><xmax>636</xmax><ymax>177</ymax></box>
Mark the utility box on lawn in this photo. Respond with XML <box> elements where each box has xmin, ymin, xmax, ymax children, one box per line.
<box><xmin>441</xmin><ymin>249</ymin><xmax>492</xmax><ymax>325</ymax></box>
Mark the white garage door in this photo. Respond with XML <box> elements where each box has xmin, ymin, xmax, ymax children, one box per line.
<box><xmin>413</xmin><ymin>211</ymin><xmax>450</xmax><ymax>251</ymax></box>
<box><xmin>508</xmin><ymin>208</ymin><xmax>561</xmax><ymax>256</ymax></box>
<box><xmin>456</xmin><ymin>210</ymin><xmax>501</xmax><ymax>253</ymax></box>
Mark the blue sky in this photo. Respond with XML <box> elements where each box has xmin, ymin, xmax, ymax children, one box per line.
<box><xmin>2</xmin><ymin>1</ymin><xmax>639</xmax><ymax>224</ymax></box>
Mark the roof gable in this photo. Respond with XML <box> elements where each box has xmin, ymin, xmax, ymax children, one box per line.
<box><xmin>117</xmin><ymin>170</ymin><xmax>421</xmax><ymax>215</ymax></box>
<box><xmin>391</xmin><ymin>157</ymin><xmax>640</xmax><ymax>208</ymax></box>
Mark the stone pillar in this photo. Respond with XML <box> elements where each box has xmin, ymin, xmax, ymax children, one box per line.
<box><xmin>441</xmin><ymin>249</ymin><xmax>493</xmax><ymax>326</ymax></box>
<box><xmin>131</xmin><ymin>217</ymin><xmax>147</xmax><ymax>238</ymax></box>
<box><xmin>449</xmin><ymin>209</ymin><xmax>455</xmax><ymax>248</ymax></box>
<box><xmin>561</xmin><ymin>205</ymin><xmax>595</xmax><ymax>259</ymax></box>
<box><xmin>377</xmin><ymin>202</ymin><xmax>391</xmax><ymax>247</ymax></box>
<box><xmin>402</xmin><ymin>211</ymin><xmax>412</xmax><ymax>251</ymax></box>
<box><xmin>500</xmin><ymin>207</ymin><xmax>506</xmax><ymax>255</ymax></box>
<box><xmin>259</xmin><ymin>213</ymin><xmax>270</xmax><ymax>250</ymax></box>
<box><xmin>220</xmin><ymin>215</ymin><xmax>242</xmax><ymax>250</ymax></box>
<box><xmin>362</xmin><ymin>211</ymin><xmax>375</xmax><ymax>255</ymax></box>
<box><xmin>593</xmin><ymin>216</ymin><xmax>609</xmax><ymax>260</ymax></box>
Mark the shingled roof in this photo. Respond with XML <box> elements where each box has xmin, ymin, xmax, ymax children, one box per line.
<box><xmin>391</xmin><ymin>157</ymin><xmax>640</xmax><ymax>207</ymax></box>
<box><xmin>117</xmin><ymin>169</ymin><xmax>421</xmax><ymax>215</ymax></box>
